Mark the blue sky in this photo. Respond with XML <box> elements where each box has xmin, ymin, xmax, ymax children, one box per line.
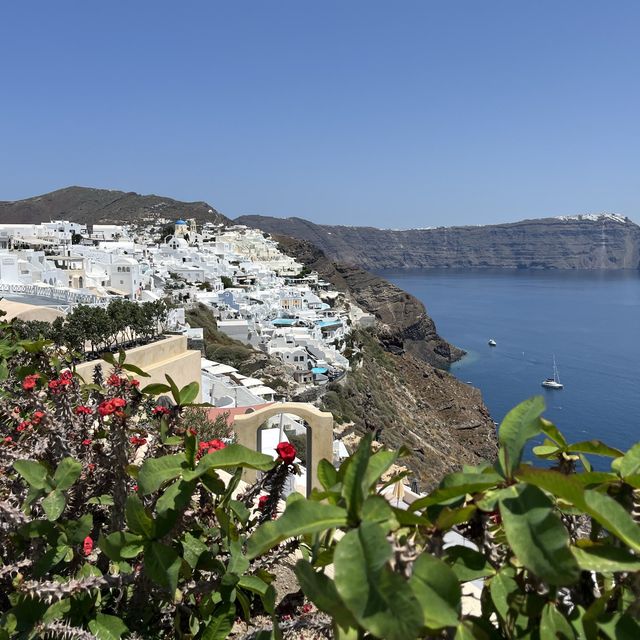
<box><xmin>1</xmin><ymin>1</ymin><xmax>639</xmax><ymax>227</ymax></box>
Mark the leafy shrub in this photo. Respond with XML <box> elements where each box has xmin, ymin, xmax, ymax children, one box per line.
<box><xmin>11</xmin><ymin>300</ymin><xmax>168</xmax><ymax>358</ymax></box>
<box><xmin>2</xmin><ymin>318</ymin><xmax>640</xmax><ymax>639</ymax></box>
<box><xmin>0</xmin><ymin>324</ymin><xmax>298</xmax><ymax>639</ymax></box>
<box><xmin>251</xmin><ymin>397</ymin><xmax>640</xmax><ymax>639</ymax></box>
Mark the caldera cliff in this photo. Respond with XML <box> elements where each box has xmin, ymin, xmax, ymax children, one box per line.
<box><xmin>237</xmin><ymin>214</ymin><xmax>640</xmax><ymax>271</ymax></box>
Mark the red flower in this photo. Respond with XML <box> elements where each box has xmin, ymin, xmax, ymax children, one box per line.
<box><xmin>107</xmin><ymin>373</ymin><xmax>123</xmax><ymax>386</ymax></box>
<box><xmin>82</xmin><ymin>439</ymin><xmax>92</xmax><ymax>446</ymax></box>
<box><xmin>133</xmin><ymin>484</ymin><xmax>139</xmax><ymax>492</ymax></box>
<box><xmin>3</xmin><ymin>436</ymin><xmax>13</xmax><ymax>443</ymax></box>
<box><xmin>74</xmin><ymin>405</ymin><xmax>92</xmax><ymax>415</ymax></box>
<box><xmin>17</xmin><ymin>421</ymin><xmax>31</xmax><ymax>432</ymax></box>
<box><xmin>197</xmin><ymin>439</ymin><xmax>226</xmax><ymax>458</ymax></box>
<box><xmin>32</xmin><ymin>411</ymin><xmax>45</xmax><ymax>425</ymax></box>
<box><xmin>257</xmin><ymin>495</ymin><xmax>269</xmax><ymax>511</ymax></box>
<box><xmin>129</xmin><ymin>436</ymin><xmax>147</xmax><ymax>446</ymax></box>
<box><xmin>130</xmin><ymin>379</ymin><xmax>140</xmax><ymax>387</ymax></box>
<box><xmin>48</xmin><ymin>379</ymin><xmax>60</xmax><ymax>393</ymax></box>
<box><xmin>275</xmin><ymin>442</ymin><xmax>296</xmax><ymax>464</ymax></box>
<box><xmin>82</xmin><ymin>536</ymin><xmax>93</xmax><ymax>556</ymax></box>
<box><xmin>60</xmin><ymin>370</ymin><xmax>73</xmax><ymax>381</ymax></box>
<box><xmin>87</xmin><ymin>463</ymin><xmax>96</xmax><ymax>472</ymax></box>
<box><xmin>22</xmin><ymin>374</ymin><xmax>40</xmax><ymax>390</ymax></box>
<box><xmin>206</xmin><ymin>439</ymin><xmax>225</xmax><ymax>453</ymax></box>
<box><xmin>301</xmin><ymin>603</ymin><xmax>313</xmax><ymax>614</ymax></box>
<box><xmin>98</xmin><ymin>399</ymin><xmax>124</xmax><ymax>417</ymax></box>
<box><xmin>152</xmin><ymin>406</ymin><xmax>170</xmax><ymax>417</ymax></box>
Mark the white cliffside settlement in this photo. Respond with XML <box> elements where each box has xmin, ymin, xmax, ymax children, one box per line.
<box><xmin>0</xmin><ymin>217</ymin><xmax>373</xmax><ymax>402</ymax></box>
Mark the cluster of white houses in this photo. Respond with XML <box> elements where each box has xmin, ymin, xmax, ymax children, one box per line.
<box><xmin>0</xmin><ymin>218</ymin><xmax>374</xmax><ymax>407</ymax></box>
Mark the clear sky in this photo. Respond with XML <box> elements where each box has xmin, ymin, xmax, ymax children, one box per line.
<box><xmin>1</xmin><ymin>1</ymin><xmax>639</xmax><ymax>228</ymax></box>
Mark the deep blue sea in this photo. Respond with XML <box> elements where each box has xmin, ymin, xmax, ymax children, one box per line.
<box><xmin>377</xmin><ymin>269</ymin><xmax>640</xmax><ymax>454</ymax></box>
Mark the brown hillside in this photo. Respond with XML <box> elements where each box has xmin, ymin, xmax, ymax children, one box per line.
<box><xmin>0</xmin><ymin>186</ymin><xmax>230</xmax><ymax>226</ymax></box>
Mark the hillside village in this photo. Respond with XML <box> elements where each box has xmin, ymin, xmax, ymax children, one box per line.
<box><xmin>0</xmin><ymin>217</ymin><xmax>378</xmax><ymax>485</ymax></box>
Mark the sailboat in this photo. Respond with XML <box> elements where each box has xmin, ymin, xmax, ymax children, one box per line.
<box><xmin>542</xmin><ymin>355</ymin><xmax>563</xmax><ymax>389</ymax></box>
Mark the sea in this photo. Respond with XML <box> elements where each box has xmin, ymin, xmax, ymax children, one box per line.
<box><xmin>377</xmin><ymin>268</ymin><xmax>640</xmax><ymax>457</ymax></box>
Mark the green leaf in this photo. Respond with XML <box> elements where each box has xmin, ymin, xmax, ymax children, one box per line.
<box><xmin>99</xmin><ymin>531</ymin><xmax>145</xmax><ymax>560</ymax></box>
<box><xmin>179</xmin><ymin>381</ymin><xmax>200</xmax><ymax>405</ymax></box>
<box><xmin>444</xmin><ymin>545</ymin><xmax>496</xmax><ymax>582</ymax></box>
<box><xmin>121</xmin><ymin>362</ymin><xmax>151</xmax><ymax>377</ymax></box>
<box><xmin>138</xmin><ymin>454</ymin><xmax>186</xmax><ymax>495</ymax></box>
<box><xmin>100</xmin><ymin>352</ymin><xmax>117</xmax><ymax>366</ymax></box>
<box><xmin>42</xmin><ymin>490</ymin><xmax>66</xmax><ymax>521</ymax></box>
<box><xmin>333</xmin><ymin>522</ymin><xmax>424</xmax><ymax>640</ymax></box>
<box><xmin>125</xmin><ymin>494</ymin><xmax>154</xmax><ymax>538</ymax></box>
<box><xmin>572</xmin><ymin>544</ymin><xmax>640</xmax><ymax>573</ymax></box>
<box><xmin>361</xmin><ymin>495</ymin><xmax>399</xmax><ymax>531</ymax></box>
<box><xmin>566</xmin><ymin>440</ymin><xmax>623</xmax><ymax>458</ymax></box>
<box><xmin>533</xmin><ymin>444</ymin><xmax>562</xmax><ymax>458</ymax></box>
<box><xmin>515</xmin><ymin>466</ymin><xmax>640</xmax><ymax>552</ymax></box>
<box><xmin>540</xmin><ymin>603</ymin><xmax>575</xmax><ymax>640</ymax></box>
<box><xmin>13</xmin><ymin>459</ymin><xmax>51</xmax><ymax>490</ymax></box>
<box><xmin>409</xmin><ymin>471</ymin><xmax>503</xmax><ymax>512</ymax></box>
<box><xmin>341</xmin><ymin>432</ymin><xmax>373</xmax><ymax>522</ymax></box>
<box><xmin>489</xmin><ymin>567</ymin><xmax>518</xmax><ymax>624</ymax></box>
<box><xmin>165</xmin><ymin>374</ymin><xmax>181</xmax><ymax>404</ymax></box>
<box><xmin>497</xmin><ymin>396</ymin><xmax>545</xmax><ymax>477</ymax></box>
<box><xmin>294</xmin><ymin>560</ymin><xmax>357</xmax><ymax>631</ymax></box>
<box><xmin>202</xmin><ymin>602</ymin><xmax>235</xmax><ymax>640</ymax></box>
<box><xmin>88</xmin><ymin>613</ymin><xmax>129</xmax><ymax>640</ymax></box>
<box><xmin>183</xmin><ymin>444</ymin><xmax>275</xmax><ymax>481</ymax></box>
<box><xmin>409</xmin><ymin>552</ymin><xmax>461</xmax><ymax>629</ymax></box>
<box><xmin>141</xmin><ymin>382</ymin><xmax>171</xmax><ymax>395</ymax></box>
<box><xmin>363</xmin><ymin>449</ymin><xmax>398</xmax><ymax>490</ymax></box>
<box><xmin>156</xmin><ymin>479</ymin><xmax>196</xmax><ymax>515</ymax></box>
<box><xmin>182</xmin><ymin>532</ymin><xmax>209</xmax><ymax>569</ymax></box>
<box><xmin>597</xmin><ymin>612</ymin><xmax>640</xmax><ymax>640</ymax></box>
<box><xmin>52</xmin><ymin>457</ymin><xmax>82</xmax><ymax>490</ymax></box>
<box><xmin>435</xmin><ymin>505</ymin><xmax>477</xmax><ymax>530</ymax></box>
<box><xmin>540</xmin><ymin>418</ymin><xmax>568</xmax><ymax>448</ymax></box>
<box><xmin>64</xmin><ymin>514</ymin><xmax>93</xmax><ymax>544</ymax></box>
<box><xmin>247</xmin><ymin>499</ymin><xmax>348</xmax><ymax>559</ymax></box>
<box><xmin>499</xmin><ymin>484</ymin><xmax>580</xmax><ymax>585</ymax></box>
<box><xmin>317</xmin><ymin>458</ymin><xmax>338</xmax><ymax>490</ymax></box>
<box><xmin>583</xmin><ymin>490</ymin><xmax>640</xmax><ymax>553</ymax></box>
<box><xmin>144</xmin><ymin>541</ymin><xmax>181</xmax><ymax>593</ymax></box>
<box><xmin>612</xmin><ymin>442</ymin><xmax>640</xmax><ymax>478</ymax></box>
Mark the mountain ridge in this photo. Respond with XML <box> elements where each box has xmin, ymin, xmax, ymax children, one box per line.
<box><xmin>236</xmin><ymin>213</ymin><xmax>640</xmax><ymax>270</ymax></box>
<box><xmin>0</xmin><ymin>186</ymin><xmax>230</xmax><ymax>226</ymax></box>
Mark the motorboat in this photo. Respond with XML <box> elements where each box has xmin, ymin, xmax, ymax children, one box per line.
<box><xmin>488</xmin><ymin>339</ymin><xmax>497</xmax><ymax>346</ymax></box>
<box><xmin>542</xmin><ymin>355</ymin><xmax>563</xmax><ymax>389</ymax></box>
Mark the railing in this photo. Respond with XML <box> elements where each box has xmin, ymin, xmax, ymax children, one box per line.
<box><xmin>0</xmin><ymin>283</ymin><xmax>108</xmax><ymax>306</ymax></box>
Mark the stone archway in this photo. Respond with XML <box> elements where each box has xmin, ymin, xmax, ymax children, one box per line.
<box><xmin>233</xmin><ymin>402</ymin><xmax>334</xmax><ymax>496</ymax></box>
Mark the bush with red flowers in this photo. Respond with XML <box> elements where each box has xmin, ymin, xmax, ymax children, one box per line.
<box><xmin>0</xmin><ymin>322</ymin><xmax>297</xmax><ymax>639</ymax></box>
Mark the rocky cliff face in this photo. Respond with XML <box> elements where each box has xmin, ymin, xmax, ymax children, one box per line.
<box><xmin>275</xmin><ymin>235</ymin><xmax>463</xmax><ymax>367</ymax></box>
<box><xmin>238</xmin><ymin>214</ymin><xmax>640</xmax><ymax>270</ymax></box>
<box><xmin>274</xmin><ymin>235</ymin><xmax>497</xmax><ymax>487</ymax></box>
<box><xmin>0</xmin><ymin>187</ymin><xmax>230</xmax><ymax>226</ymax></box>
<box><xmin>319</xmin><ymin>331</ymin><xmax>497</xmax><ymax>490</ymax></box>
